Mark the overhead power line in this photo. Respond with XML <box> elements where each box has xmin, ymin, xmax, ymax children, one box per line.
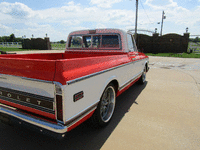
<box><xmin>140</xmin><ymin>0</ymin><xmax>152</xmax><ymax>24</ymax></box>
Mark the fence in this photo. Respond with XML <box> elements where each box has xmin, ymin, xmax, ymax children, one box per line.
<box><xmin>188</xmin><ymin>42</ymin><xmax>200</xmax><ymax>53</ymax></box>
<box><xmin>51</xmin><ymin>42</ymin><xmax>66</xmax><ymax>50</ymax></box>
<box><xmin>0</xmin><ymin>42</ymin><xmax>66</xmax><ymax>50</ymax></box>
<box><xmin>0</xmin><ymin>42</ymin><xmax>22</xmax><ymax>48</ymax></box>
<box><xmin>22</xmin><ymin>38</ymin><xmax>51</xmax><ymax>50</ymax></box>
<box><xmin>136</xmin><ymin>33</ymin><xmax>190</xmax><ymax>53</ymax></box>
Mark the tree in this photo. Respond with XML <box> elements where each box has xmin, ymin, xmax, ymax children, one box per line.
<box><xmin>60</xmin><ymin>40</ymin><xmax>65</xmax><ymax>44</ymax></box>
<box><xmin>189</xmin><ymin>37</ymin><xmax>200</xmax><ymax>43</ymax></box>
<box><xmin>0</xmin><ymin>35</ymin><xmax>22</xmax><ymax>42</ymax></box>
<box><xmin>2</xmin><ymin>36</ymin><xmax>9</xmax><ymax>42</ymax></box>
<box><xmin>15</xmin><ymin>37</ymin><xmax>22</xmax><ymax>42</ymax></box>
<box><xmin>9</xmin><ymin>33</ymin><xmax>16</xmax><ymax>42</ymax></box>
<box><xmin>194</xmin><ymin>37</ymin><xmax>200</xmax><ymax>42</ymax></box>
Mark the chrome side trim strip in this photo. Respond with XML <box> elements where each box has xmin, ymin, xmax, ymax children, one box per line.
<box><xmin>132</xmin><ymin>58</ymin><xmax>146</xmax><ymax>64</ymax></box>
<box><xmin>67</xmin><ymin>58</ymin><xmax>148</xmax><ymax>85</ymax></box>
<box><xmin>67</xmin><ymin>62</ymin><xmax>133</xmax><ymax>85</ymax></box>
<box><xmin>118</xmin><ymin>71</ymin><xmax>143</xmax><ymax>91</ymax></box>
<box><xmin>66</xmin><ymin>107</ymin><xmax>96</xmax><ymax>128</ymax></box>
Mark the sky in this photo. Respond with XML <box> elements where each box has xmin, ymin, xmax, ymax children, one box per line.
<box><xmin>0</xmin><ymin>0</ymin><xmax>200</xmax><ymax>41</ymax></box>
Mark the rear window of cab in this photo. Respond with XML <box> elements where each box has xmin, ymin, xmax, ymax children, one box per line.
<box><xmin>68</xmin><ymin>34</ymin><xmax>121</xmax><ymax>49</ymax></box>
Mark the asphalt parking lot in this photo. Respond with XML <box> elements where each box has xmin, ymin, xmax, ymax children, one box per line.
<box><xmin>0</xmin><ymin>55</ymin><xmax>199</xmax><ymax>150</ymax></box>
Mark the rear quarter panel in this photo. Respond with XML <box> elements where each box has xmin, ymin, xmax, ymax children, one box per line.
<box><xmin>55</xmin><ymin>54</ymin><xmax>141</xmax><ymax>123</ymax></box>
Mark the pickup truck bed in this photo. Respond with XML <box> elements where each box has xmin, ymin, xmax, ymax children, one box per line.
<box><xmin>0</xmin><ymin>51</ymin><xmax>130</xmax><ymax>84</ymax></box>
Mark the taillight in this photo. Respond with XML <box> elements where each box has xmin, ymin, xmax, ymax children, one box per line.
<box><xmin>56</xmin><ymin>95</ymin><xmax>63</xmax><ymax>121</ymax></box>
<box><xmin>55</xmin><ymin>83</ymin><xmax>63</xmax><ymax>122</ymax></box>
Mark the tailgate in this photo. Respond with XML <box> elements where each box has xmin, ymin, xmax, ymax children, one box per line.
<box><xmin>0</xmin><ymin>57</ymin><xmax>57</xmax><ymax>120</ymax></box>
<box><xmin>0</xmin><ymin>57</ymin><xmax>56</xmax><ymax>81</ymax></box>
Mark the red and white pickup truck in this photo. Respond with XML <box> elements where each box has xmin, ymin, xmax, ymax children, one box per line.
<box><xmin>0</xmin><ymin>29</ymin><xmax>149</xmax><ymax>138</ymax></box>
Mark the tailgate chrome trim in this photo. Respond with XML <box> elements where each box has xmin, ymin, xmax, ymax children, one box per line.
<box><xmin>0</xmin><ymin>73</ymin><xmax>52</xmax><ymax>84</ymax></box>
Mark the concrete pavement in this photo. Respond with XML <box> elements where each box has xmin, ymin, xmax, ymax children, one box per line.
<box><xmin>101</xmin><ymin>56</ymin><xmax>200</xmax><ymax>150</ymax></box>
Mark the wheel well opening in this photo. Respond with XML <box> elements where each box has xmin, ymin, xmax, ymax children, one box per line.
<box><xmin>145</xmin><ymin>63</ymin><xmax>148</xmax><ymax>71</ymax></box>
<box><xmin>110</xmin><ymin>80</ymin><xmax>119</xmax><ymax>93</ymax></box>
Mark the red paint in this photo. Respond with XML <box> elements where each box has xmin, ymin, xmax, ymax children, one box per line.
<box><xmin>0</xmin><ymin>51</ymin><xmax>135</xmax><ymax>85</ymax></box>
<box><xmin>54</xmin><ymin>52</ymin><xmax>131</xmax><ymax>85</ymax></box>
<box><xmin>67</xmin><ymin>110</ymin><xmax>95</xmax><ymax>132</ymax></box>
<box><xmin>0</xmin><ymin>99</ymin><xmax>56</xmax><ymax>120</ymax></box>
<box><xmin>0</xmin><ymin>55</ymin><xmax>56</xmax><ymax>82</ymax></box>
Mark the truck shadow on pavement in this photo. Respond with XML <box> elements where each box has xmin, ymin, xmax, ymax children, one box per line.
<box><xmin>0</xmin><ymin>82</ymin><xmax>147</xmax><ymax>150</ymax></box>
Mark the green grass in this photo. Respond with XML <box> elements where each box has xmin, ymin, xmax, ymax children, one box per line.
<box><xmin>0</xmin><ymin>47</ymin><xmax>44</xmax><ymax>54</ymax></box>
<box><xmin>0</xmin><ymin>45</ymin><xmax>65</xmax><ymax>54</ymax></box>
<box><xmin>146</xmin><ymin>53</ymin><xmax>200</xmax><ymax>58</ymax></box>
<box><xmin>0</xmin><ymin>47</ymin><xmax>30</xmax><ymax>51</ymax></box>
<box><xmin>51</xmin><ymin>43</ymin><xmax>66</xmax><ymax>50</ymax></box>
<box><xmin>0</xmin><ymin>43</ymin><xmax>66</xmax><ymax>51</ymax></box>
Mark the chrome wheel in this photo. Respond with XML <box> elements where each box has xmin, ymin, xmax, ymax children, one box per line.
<box><xmin>100</xmin><ymin>85</ymin><xmax>116</xmax><ymax>123</ymax></box>
<box><xmin>142</xmin><ymin>67</ymin><xmax>146</xmax><ymax>83</ymax></box>
<box><xmin>91</xmin><ymin>83</ymin><xmax>116</xmax><ymax>127</ymax></box>
<box><xmin>138</xmin><ymin>66</ymin><xmax>147</xmax><ymax>84</ymax></box>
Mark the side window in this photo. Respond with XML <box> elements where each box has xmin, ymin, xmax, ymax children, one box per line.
<box><xmin>69</xmin><ymin>36</ymin><xmax>82</xmax><ymax>48</ymax></box>
<box><xmin>132</xmin><ymin>37</ymin><xmax>137</xmax><ymax>52</ymax></box>
<box><xmin>127</xmin><ymin>34</ymin><xmax>134</xmax><ymax>51</ymax></box>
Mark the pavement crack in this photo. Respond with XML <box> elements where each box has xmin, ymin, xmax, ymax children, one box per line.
<box><xmin>174</xmin><ymin>70</ymin><xmax>200</xmax><ymax>92</ymax></box>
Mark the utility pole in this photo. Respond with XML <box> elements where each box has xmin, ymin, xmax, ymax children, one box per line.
<box><xmin>135</xmin><ymin>0</ymin><xmax>139</xmax><ymax>40</ymax></box>
<box><xmin>160</xmin><ymin>11</ymin><xmax>166</xmax><ymax>36</ymax></box>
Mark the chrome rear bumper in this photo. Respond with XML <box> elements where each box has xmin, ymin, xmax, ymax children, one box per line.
<box><xmin>0</xmin><ymin>104</ymin><xmax>67</xmax><ymax>138</ymax></box>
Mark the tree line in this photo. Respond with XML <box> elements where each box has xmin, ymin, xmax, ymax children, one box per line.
<box><xmin>0</xmin><ymin>34</ymin><xmax>22</xmax><ymax>43</ymax></box>
<box><xmin>189</xmin><ymin>37</ymin><xmax>200</xmax><ymax>43</ymax></box>
<box><xmin>0</xmin><ymin>33</ymin><xmax>67</xmax><ymax>43</ymax></box>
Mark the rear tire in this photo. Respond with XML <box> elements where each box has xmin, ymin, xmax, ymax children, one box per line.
<box><xmin>91</xmin><ymin>83</ymin><xmax>116</xmax><ymax>127</ymax></box>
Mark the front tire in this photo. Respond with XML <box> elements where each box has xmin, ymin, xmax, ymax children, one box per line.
<box><xmin>91</xmin><ymin>83</ymin><xmax>116</xmax><ymax>127</ymax></box>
